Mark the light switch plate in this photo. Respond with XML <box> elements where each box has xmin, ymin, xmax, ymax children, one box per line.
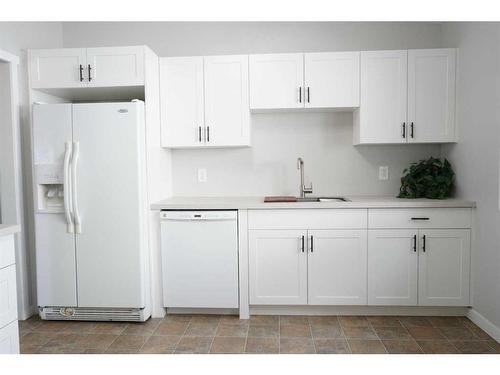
<box><xmin>379</xmin><ymin>166</ymin><xmax>389</xmax><ymax>180</ymax></box>
<box><xmin>197</xmin><ymin>168</ymin><xmax>207</xmax><ymax>183</ymax></box>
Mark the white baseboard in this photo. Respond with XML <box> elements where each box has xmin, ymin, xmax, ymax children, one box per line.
<box><xmin>467</xmin><ymin>308</ymin><xmax>500</xmax><ymax>343</ymax></box>
<box><xmin>250</xmin><ymin>305</ymin><xmax>468</xmax><ymax>316</ymax></box>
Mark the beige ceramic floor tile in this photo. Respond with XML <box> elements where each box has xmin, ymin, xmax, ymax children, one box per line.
<box><xmin>280</xmin><ymin>324</ymin><xmax>311</xmax><ymax>338</ymax></box>
<box><xmin>348</xmin><ymin>339</ymin><xmax>387</xmax><ymax>354</ymax></box>
<box><xmin>373</xmin><ymin>326</ymin><xmax>412</xmax><ymax>340</ymax></box>
<box><xmin>280</xmin><ymin>338</ymin><xmax>315</xmax><ymax>354</ymax></box>
<box><xmin>244</xmin><ymin>337</ymin><xmax>279</xmax><ymax>354</ymax></box>
<box><xmin>416</xmin><ymin>340</ymin><xmax>459</xmax><ymax>354</ymax></box>
<box><xmin>314</xmin><ymin>339</ymin><xmax>350</xmax><ymax>354</ymax></box>
<box><xmin>210</xmin><ymin>337</ymin><xmax>246</xmax><ymax>353</ymax></box>
<box><xmin>382</xmin><ymin>339</ymin><xmax>423</xmax><ymax>354</ymax></box>
<box><xmin>139</xmin><ymin>335</ymin><xmax>181</xmax><ymax>353</ymax></box>
<box><xmin>175</xmin><ymin>336</ymin><xmax>213</xmax><ymax>353</ymax></box>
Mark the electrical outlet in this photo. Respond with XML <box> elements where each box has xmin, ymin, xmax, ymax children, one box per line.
<box><xmin>379</xmin><ymin>166</ymin><xmax>389</xmax><ymax>180</ymax></box>
<box><xmin>197</xmin><ymin>168</ymin><xmax>207</xmax><ymax>183</ymax></box>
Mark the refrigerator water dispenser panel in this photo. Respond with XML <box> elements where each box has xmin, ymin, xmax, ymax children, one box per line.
<box><xmin>35</xmin><ymin>164</ymin><xmax>65</xmax><ymax>212</ymax></box>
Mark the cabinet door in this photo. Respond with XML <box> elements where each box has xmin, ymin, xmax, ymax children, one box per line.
<box><xmin>160</xmin><ymin>57</ymin><xmax>204</xmax><ymax>148</ymax></box>
<box><xmin>0</xmin><ymin>265</ymin><xmax>17</xmax><ymax>329</ymax></box>
<box><xmin>418</xmin><ymin>229</ymin><xmax>470</xmax><ymax>306</ymax></box>
<box><xmin>204</xmin><ymin>55</ymin><xmax>250</xmax><ymax>147</ymax></box>
<box><xmin>304</xmin><ymin>52</ymin><xmax>360</xmax><ymax>108</ymax></box>
<box><xmin>249</xmin><ymin>53</ymin><xmax>304</xmax><ymax>109</ymax></box>
<box><xmin>308</xmin><ymin>230</ymin><xmax>367</xmax><ymax>305</ymax></box>
<box><xmin>86</xmin><ymin>46</ymin><xmax>145</xmax><ymax>87</ymax></box>
<box><xmin>29</xmin><ymin>48</ymin><xmax>87</xmax><ymax>88</ymax></box>
<box><xmin>358</xmin><ymin>50</ymin><xmax>408</xmax><ymax>144</ymax></box>
<box><xmin>408</xmin><ymin>49</ymin><xmax>456</xmax><ymax>143</ymax></box>
<box><xmin>368</xmin><ymin>230</ymin><xmax>418</xmax><ymax>305</ymax></box>
<box><xmin>0</xmin><ymin>320</ymin><xmax>20</xmax><ymax>354</ymax></box>
<box><xmin>249</xmin><ymin>230</ymin><xmax>307</xmax><ymax>305</ymax></box>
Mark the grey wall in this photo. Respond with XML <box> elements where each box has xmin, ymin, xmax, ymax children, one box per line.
<box><xmin>62</xmin><ymin>22</ymin><xmax>444</xmax><ymax>197</ymax></box>
<box><xmin>441</xmin><ymin>23</ymin><xmax>500</xmax><ymax>332</ymax></box>
<box><xmin>0</xmin><ymin>22</ymin><xmax>63</xmax><ymax>317</ymax></box>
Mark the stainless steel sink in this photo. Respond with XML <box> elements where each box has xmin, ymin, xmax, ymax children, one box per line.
<box><xmin>296</xmin><ymin>196</ymin><xmax>350</xmax><ymax>202</ymax></box>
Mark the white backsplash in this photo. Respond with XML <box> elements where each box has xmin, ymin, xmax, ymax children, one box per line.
<box><xmin>171</xmin><ymin>111</ymin><xmax>442</xmax><ymax>197</ymax></box>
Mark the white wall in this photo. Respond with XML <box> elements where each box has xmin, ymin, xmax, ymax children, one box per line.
<box><xmin>0</xmin><ymin>22</ymin><xmax>63</xmax><ymax>318</ymax></box>
<box><xmin>441</xmin><ymin>23</ymin><xmax>500</xmax><ymax>334</ymax></box>
<box><xmin>63</xmin><ymin>22</ymin><xmax>444</xmax><ymax>196</ymax></box>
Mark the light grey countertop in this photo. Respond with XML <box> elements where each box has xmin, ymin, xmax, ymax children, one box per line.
<box><xmin>0</xmin><ymin>224</ymin><xmax>20</xmax><ymax>237</ymax></box>
<box><xmin>151</xmin><ymin>196</ymin><xmax>476</xmax><ymax>210</ymax></box>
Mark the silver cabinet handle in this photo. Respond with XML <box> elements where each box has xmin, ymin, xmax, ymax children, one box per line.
<box><xmin>413</xmin><ymin>234</ymin><xmax>417</xmax><ymax>252</ymax></box>
<box><xmin>79</xmin><ymin>65</ymin><xmax>84</xmax><ymax>82</ymax></box>
<box><xmin>88</xmin><ymin>64</ymin><xmax>92</xmax><ymax>82</ymax></box>
<box><xmin>206</xmin><ymin>126</ymin><xmax>210</xmax><ymax>143</ymax></box>
<box><xmin>198</xmin><ymin>126</ymin><xmax>202</xmax><ymax>143</ymax></box>
<box><xmin>301</xmin><ymin>235</ymin><xmax>305</xmax><ymax>253</ymax></box>
<box><xmin>422</xmin><ymin>235</ymin><xmax>426</xmax><ymax>252</ymax></box>
<box><xmin>402</xmin><ymin>122</ymin><xmax>406</xmax><ymax>138</ymax></box>
<box><xmin>299</xmin><ymin>87</ymin><xmax>302</xmax><ymax>103</ymax></box>
<box><xmin>310</xmin><ymin>235</ymin><xmax>314</xmax><ymax>253</ymax></box>
<box><xmin>307</xmin><ymin>87</ymin><xmax>310</xmax><ymax>103</ymax></box>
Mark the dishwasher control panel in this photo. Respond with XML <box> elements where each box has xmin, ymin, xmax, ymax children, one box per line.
<box><xmin>160</xmin><ymin>210</ymin><xmax>237</xmax><ymax>221</ymax></box>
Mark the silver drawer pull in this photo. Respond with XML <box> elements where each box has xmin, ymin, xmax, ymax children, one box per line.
<box><xmin>411</xmin><ymin>217</ymin><xmax>430</xmax><ymax>221</ymax></box>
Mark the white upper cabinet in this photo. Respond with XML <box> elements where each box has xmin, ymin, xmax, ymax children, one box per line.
<box><xmin>355</xmin><ymin>48</ymin><xmax>457</xmax><ymax>144</ymax></box>
<box><xmin>30</xmin><ymin>48</ymin><xmax>87</xmax><ymax>88</ymax></box>
<box><xmin>308</xmin><ymin>230</ymin><xmax>367</xmax><ymax>305</ymax></box>
<box><xmin>418</xmin><ymin>229</ymin><xmax>470</xmax><ymax>306</ymax></box>
<box><xmin>29</xmin><ymin>46</ymin><xmax>145</xmax><ymax>89</ymax></box>
<box><xmin>408</xmin><ymin>49</ymin><xmax>457</xmax><ymax>143</ymax></box>
<box><xmin>160</xmin><ymin>55</ymin><xmax>250</xmax><ymax>148</ymax></box>
<box><xmin>86</xmin><ymin>46</ymin><xmax>145</xmax><ymax>87</ymax></box>
<box><xmin>304</xmin><ymin>52</ymin><xmax>360</xmax><ymax>108</ymax></box>
<box><xmin>249</xmin><ymin>53</ymin><xmax>304</xmax><ymax>109</ymax></box>
<box><xmin>355</xmin><ymin>50</ymin><xmax>408</xmax><ymax>144</ymax></box>
<box><xmin>204</xmin><ymin>55</ymin><xmax>250</xmax><ymax>147</ymax></box>
<box><xmin>160</xmin><ymin>57</ymin><xmax>205</xmax><ymax>148</ymax></box>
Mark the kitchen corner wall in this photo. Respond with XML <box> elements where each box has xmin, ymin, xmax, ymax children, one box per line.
<box><xmin>62</xmin><ymin>22</ymin><xmax>444</xmax><ymax>196</ymax></box>
<box><xmin>441</xmin><ymin>23</ymin><xmax>500</xmax><ymax>335</ymax></box>
<box><xmin>0</xmin><ymin>21</ymin><xmax>64</xmax><ymax>318</ymax></box>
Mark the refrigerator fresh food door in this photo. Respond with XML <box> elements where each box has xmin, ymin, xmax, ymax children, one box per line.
<box><xmin>72</xmin><ymin>102</ymin><xmax>147</xmax><ymax>308</ymax></box>
<box><xmin>33</xmin><ymin>103</ymin><xmax>78</xmax><ymax>307</ymax></box>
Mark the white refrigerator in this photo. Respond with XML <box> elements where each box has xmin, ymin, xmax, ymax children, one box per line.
<box><xmin>32</xmin><ymin>101</ymin><xmax>150</xmax><ymax>321</ymax></box>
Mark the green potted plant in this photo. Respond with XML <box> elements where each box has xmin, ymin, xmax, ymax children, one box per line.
<box><xmin>398</xmin><ymin>157</ymin><xmax>455</xmax><ymax>199</ymax></box>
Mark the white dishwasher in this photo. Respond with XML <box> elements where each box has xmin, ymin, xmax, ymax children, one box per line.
<box><xmin>160</xmin><ymin>210</ymin><xmax>239</xmax><ymax>308</ymax></box>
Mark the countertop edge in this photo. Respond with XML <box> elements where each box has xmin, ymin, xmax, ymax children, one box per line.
<box><xmin>0</xmin><ymin>224</ymin><xmax>21</xmax><ymax>237</ymax></box>
<box><xmin>150</xmin><ymin>197</ymin><xmax>476</xmax><ymax>210</ymax></box>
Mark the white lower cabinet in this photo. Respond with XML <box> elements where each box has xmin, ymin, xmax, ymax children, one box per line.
<box><xmin>249</xmin><ymin>228</ymin><xmax>368</xmax><ymax>306</ymax></box>
<box><xmin>418</xmin><ymin>229</ymin><xmax>470</xmax><ymax>306</ymax></box>
<box><xmin>368</xmin><ymin>230</ymin><xmax>419</xmax><ymax>306</ymax></box>
<box><xmin>248</xmin><ymin>208</ymin><xmax>471</xmax><ymax>308</ymax></box>
<box><xmin>249</xmin><ymin>230</ymin><xmax>307</xmax><ymax>305</ymax></box>
<box><xmin>368</xmin><ymin>228</ymin><xmax>471</xmax><ymax>306</ymax></box>
<box><xmin>0</xmin><ymin>320</ymin><xmax>19</xmax><ymax>354</ymax></box>
<box><xmin>308</xmin><ymin>230</ymin><xmax>367</xmax><ymax>305</ymax></box>
<box><xmin>0</xmin><ymin>233</ymin><xmax>19</xmax><ymax>354</ymax></box>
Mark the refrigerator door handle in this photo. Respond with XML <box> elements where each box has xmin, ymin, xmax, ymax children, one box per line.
<box><xmin>63</xmin><ymin>142</ymin><xmax>74</xmax><ymax>233</ymax></box>
<box><xmin>71</xmin><ymin>141</ymin><xmax>82</xmax><ymax>234</ymax></box>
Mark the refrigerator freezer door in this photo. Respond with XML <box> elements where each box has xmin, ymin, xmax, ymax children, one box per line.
<box><xmin>72</xmin><ymin>102</ymin><xmax>146</xmax><ymax>308</ymax></box>
<box><xmin>33</xmin><ymin>103</ymin><xmax>77</xmax><ymax>307</ymax></box>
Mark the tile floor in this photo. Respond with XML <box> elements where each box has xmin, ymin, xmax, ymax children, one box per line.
<box><xmin>19</xmin><ymin>314</ymin><xmax>500</xmax><ymax>354</ymax></box>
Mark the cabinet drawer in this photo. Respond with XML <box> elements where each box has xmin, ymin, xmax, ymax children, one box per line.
<box><xmin>0</xmin><ymin>265</ymin><xmax>18</xmax><ymax>329</ymax></box>
<box><xmin>0</xmin><ymin>320</ymin><xmax>20</xmax><ymax>354</ymax></box>
<box><xmin>0</xmin><ymin>235</ymin><xmax>16</xmax><ymax>270</ymax></box>
<box><xmin>248</xmin><ymin>209</ymin><xmax>367</xmax><ymax>229</ymax></box>
<box><xmin>368</xmin><ymin>208</ymin><xmax>471</xmax><ymax>229</ymax></box>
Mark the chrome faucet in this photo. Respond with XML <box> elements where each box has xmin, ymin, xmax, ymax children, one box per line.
<box><xmin>297</xmin><ymin>157</ymin><xmax>313</xmax><ymax>198</ymax></box>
